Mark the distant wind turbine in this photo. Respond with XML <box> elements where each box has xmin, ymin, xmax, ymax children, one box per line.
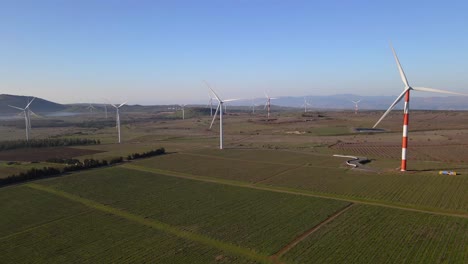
<box><xmin>204</xmin><ymin>81</ymin><xmax>239</xmax><ymax>149</ymax></box>
<box><xmin>264</xmin><ymin>91</ymin><xmax>278</xmax><ymax>119</ymax></box>
<box><xmin>302</xmin><ymin>97</ymin><xmax>312</xmax><ymax>113</ymax></box>
<box><xmin>86</xmin><ymin>103</ymin><xmax>96</xmax><ymax>113</ymax></box>
<box><xmin>8</xmin><ymin>97</ymin><xmax>35</xmax><ymax>141</ymax></box>
<box><xmin>111</xmin><ymin>102</ymin><xmax>127</xmax><ymax>143</ymax></box>
<box><xmin>179</xmin><ymin>104</ymin><xmax>186</xmax><ymax>120</ymax></box>
<box><xmin>207</xmin><ymin>92</ymin><xmax>215</xmax><ymax>116</ymax></box>
<box><xmin>373</xmin><ymin>44</ymin><xmax>468</xmax><ymax>171</ymax></box>
<box><xmin>351</xmin><ymin>100</ymin><xmax>361</xmax><ymax>114</ymax></box>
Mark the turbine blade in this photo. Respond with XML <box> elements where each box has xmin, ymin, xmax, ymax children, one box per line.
<box><xmin>203</xmin><ymin>80</ymin><xmax>222</xmax><ymax>102</ymax></box>
<box><xmin>264</xmin><ymin>91</ymin><xmax>269</xmax><ymax>98</ymax></box>
<box><xmin>210</xmin><ymin>104</ymin><xmax>220</xmax><ymax>129</ymax></box>
<box><xmin>25</xmin><ymin>97</ymin><xmax>36</xmax><ymax>109</ymax></box>
<box><xmin>223</xmin><ymin>98</ymin><xmax>240</xmax><ymax>102</ymax></box>
<box><xmin>390</xmin><ymin>44</ymin><xmax>410</xmax><ymax>88</ymax></box>
<box><xmin>118</xmin><ymin>102</ymin><xmax>127</xmax><ymax>108</ymax></box>
<box><xmin>373</xmin><ymin>88</ymin><xmax>410</xmax><ymax>128</ymax></box>
<box><xmin>8</xmin><ymin>105</ymin><xmax>24</xmax><ymax>111</ymax></box>
<box><xmin>412</xmin><ymin>87</ymin><xmax>468</xmax><ymax>96</ymax></box>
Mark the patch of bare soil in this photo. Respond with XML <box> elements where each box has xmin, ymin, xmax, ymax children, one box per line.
<box><xmin>0</xmin><ymin>147</ymin><xmax>105</xmax><ymax>162</ymax></box>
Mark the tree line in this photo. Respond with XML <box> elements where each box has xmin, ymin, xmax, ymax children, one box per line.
<box><xmin>0</xmin><ymin>147</ymin><xmax>165</xmax><ymax>187</ymax></box>
<box><xmin>0</xmin><ymin>138</ymin><xmax>100</xmax><ymax>151</ymax></box>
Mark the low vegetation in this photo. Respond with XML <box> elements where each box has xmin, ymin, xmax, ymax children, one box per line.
<box><xmin>40</xmin><ymin>167</ymin><xmax>349</xmax><ymax>255</ymax></box>
<box><xmin>0</xmin><ymin>148</ymin><xmax>165</xmax><ymax>187</ymax></box>
<box><xmin>284</xmin><ymin>205</ymin><xmax>467</xmax><ymax>263</ymax></box>
<box><xmin>0</xmin><ymin>138</ymin><xmax>100</xmax><ymax>151</ymax></box>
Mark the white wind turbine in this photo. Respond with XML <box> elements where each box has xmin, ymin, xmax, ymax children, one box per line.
<box><xmin>207</xmin><ymin>92</ymin><xmax>215</xmax><ymax>116</ymax></box>
<box><xmin>110</xmin><ymin>102</ymin><xmax>127</xmax><ymax>143</ymax></box>
<box><xmin>251</xmin><ymin>98</ymin><xmax>259</xmax><ymax>114</ymax></box>
<box><xmin>373</xmin><ymin>44</ymin><xmax>468</xmax><ymax>171</ymax></box>
<box><xmin>8</xmin><ymin>97</ymin><xmax>35</xmax><ymax>141</ymax></box>
<box><xmin>302</xmin><ymin>97</ymin><xmax>312</xmax><ymax>113</ymax></box>
<box><xmin>205</xmin><ymin>81</ymin><xmax>239</xmax><ymax>149</ymax></box>
<box><xmin>179</xmin><ymin>104</ymin><xmax>186</xmax><ymax>120</ymax></box>
<box><xmin>86</xmin><ymin>103</ymin><xmax>96</xmax><ymax>112</ymax></box>
<box><xmin>103</xmin><ymin>104</ymin><xmax>108</xmax><ymax>118</ymax></box>
<box><xmin>264</xmin><ymin>91</ymin><xmax>278</xmax><ymax>119</ymax></box>
<box><xmin>351</xmin><ymin>100</ymin><xmax>361</xmax><ymax>114</ymax></box>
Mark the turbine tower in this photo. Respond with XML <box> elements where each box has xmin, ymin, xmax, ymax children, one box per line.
<box><xmin>103</xmin><ymin>104</ymin><xmax>108</xmax><ymax>118</ymax></box>
<box><xmin>352</xmin><ymin>100</ymin><xmax>361</xmax><ymax>114</ymax></box>
<box><xmin>111</xmin><ymin>102</ymin><xmax>127</xmax><ymax>143</ymax></box>
<box><xmin>179</xmin><ymin>104</ymin><xmax>186</xmax><ymax>120</ymax></box>
<box><xmin>373</xmin><ymin>44</ymin><xmax>468</xmax><ymax>171</ymax></box>
<box><xmin>264</xmin><ymin>92</ymin><xmax>278</xmax><ymax>119</ymax></box>
<box><xmin>204</xmin><ymin>81</ymin><xmax>238</xmax><ymax>149</ymax></box>
<box><xmin>8</xmin><ymin>97</ymin><xmax>35</xmax><ymax>141</ymax></box>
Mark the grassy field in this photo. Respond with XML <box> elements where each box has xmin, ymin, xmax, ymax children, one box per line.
<box><xmin>0</xmin><ymin>186</ymin><xmax>252</xmax><ymax>264</ymax></box>
<box><xmin>132</xmin><ymin>150</ymin><xmax>468</xmax><ymax>214</ymax></box>
<box><xmin>38</xmin><ymin>166</ymin><xmax>349</xmax><ymax>255</ymax></box>
<box><xmin>284</xmin><ymin>204</ymin><xmax>468</xmax><ymax>263</ymax></box>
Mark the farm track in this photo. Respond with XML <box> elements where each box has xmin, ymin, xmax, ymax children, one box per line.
<box><xmin>25</xmin><ymin>183</ymin><xmax>273</xmax><ymax>264</ymax></box>
<box><xmin>271</xmin><ymin>203</ymin><xmax>355</xmax><ymax>259</ymax></box>
<box><xmin>123</xmin><ymin>164</ymin><xmax>468</xmax><ymax>219</ymax></box>
<box><xmin>254</xmin><ymin>164</ymin><xmax>308</xmax><ymax>184</ymax></box>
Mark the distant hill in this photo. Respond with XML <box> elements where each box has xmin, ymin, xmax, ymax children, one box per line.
<box><xmin>0</xmin><ymin>94</ymin><xmax>66</xmax><ymax>114</ymax></box>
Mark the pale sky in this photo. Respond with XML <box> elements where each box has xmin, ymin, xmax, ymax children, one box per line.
<box><xmin>1</xmin><ymin>0</ymin><xmax>468</xmax><ymax>105</ymax></box>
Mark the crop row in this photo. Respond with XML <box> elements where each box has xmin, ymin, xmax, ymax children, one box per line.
<box><xmin>40</xmin><ymin>166</ymin><xmax>350</xmax><ymax>255</ymax></box>
<box><xmin>283</xmin><ymin>204</ymin><xmax>467</xmax><ymax>263</ymax></box>
<box><xmin>264</xmin><ymin>166</ymin><xmax>468</xmax><ymax>213</ymax></box>
<box><xmin>0</xmin><ymin>187</ymin><xmax>249</xmax><ymax>263</ymax></box>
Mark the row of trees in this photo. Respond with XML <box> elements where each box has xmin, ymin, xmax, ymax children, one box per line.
<box><xmin>1</xmin><ymin>148</ymin><xmax>166</xmax><ymax>187</ymax></box>
<box><xmin>0</xmin><ymin>138</ymin><xmax>100</xmax><ymax>151</ymax></box>
<box><xmin>126</xmin><ymin>148</ymin><xmax>165</xmax><ymax>160</ymax></box>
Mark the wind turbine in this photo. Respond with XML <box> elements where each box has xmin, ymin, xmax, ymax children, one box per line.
<box><xmin>373</xmin><ymin>44</ymin><xmax>468</xmax><ymax>171</ymax></box>
<box><xmin>264</xmin><ymin>92</ymin><xmax>278</xmax><ymax>119</ymax></box>
<box><xmin>251</xmin><ymin>98</ymin><xmax>258</xmax><ymax>114</ymax></box>
<box><xmin>103</xmin><ymin>104</ymin><xmax>108</xmax><ymax>118</ymax></box>
<box><xmin>207</xmin><ymin>92</ymin><xmax>215</xmax><ymax>116</ymax></box>
<box><xmin>302</xmin><ymin>97</ymin><xmax>312</xmax><ymax>113</ymax></box>
<box><xmin>86</xmin><ymin>103</ymin><xmax>96</xmax><ymax>112</ymax></box>
<box><xmin>8</xmin><ymin>97</ymin><xmax>35</xmax><ymax>141</ymax></box>
<box><xmin>110</xmin><ymin>102</ymin><xmax>127</xmax><ymax>143</ymax></box>
<box><xmin>205</xmin><ymin>81</ymin><xmax>239</xmax><ymax>149</ymax></box>
<box><xmin>351</xmin><ymin>100</ymin><xmax>361</xmax><ymax>114</ymax></box>
<box><xmin>179</xmin><ymin>104</ymin><xmax>186</xmax><ymax>120</ymax></box>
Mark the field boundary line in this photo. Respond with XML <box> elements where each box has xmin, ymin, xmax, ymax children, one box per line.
<box><xmin>122</xmin><ymin>164</ymin><xmax>468</xmax><ymax>219</ymax></box>
<box><xmin>179</xmin><ymin>152</ymin><xmax>301</xmax><ymax>166</ymax></box>
<box><xmin>254</xmin><ymin>164</ymin><xmax>308</xmax><ymax>184</ymax></box>
<box><xmin>25</xmin><ymin>183</ymin><xmax>273</xmax><ymax>264</ymax></box>
<box><xmin>272</xmin><ymin>203</ymin><xmax>355</xmax><ymax>259</ymax></box>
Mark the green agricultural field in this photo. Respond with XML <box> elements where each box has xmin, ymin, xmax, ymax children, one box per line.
<box><xmin>0</xmin><ymin>186</ymin><xmax>251</xmax><ymax>264</ymax></box>
<box><xmin>263</xmin><ymin>166</ymin><xmax>468</xmax><ymax>213</ymax></box>
<box><xmin>131</xmin><ymin>150</ymin><xmax>468</xmax><ymax>214</ymax></box>
<box><xmin>39</xmin><ymin>166</ymin><xmax>349</xmax><ymax>255</ymax></box>
<box><xmin>284</xmin><ymin>204</ymin><xmax>468</xmax><ymax>263</ymax></box>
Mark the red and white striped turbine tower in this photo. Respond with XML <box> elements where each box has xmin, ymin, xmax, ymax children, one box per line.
<box><xmin>373</xmin><ymin>44</ymin><xmax>468</xmax><ymax>172</ymax></box>
<box><xmin>264</xmin><ymin>92</ymin><xmax>278</xmax><ymax>119</ymax></box>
